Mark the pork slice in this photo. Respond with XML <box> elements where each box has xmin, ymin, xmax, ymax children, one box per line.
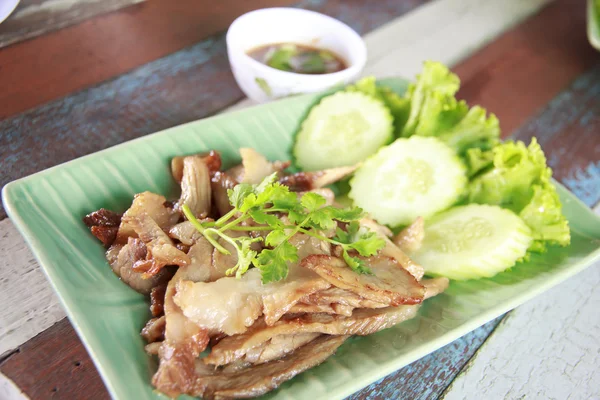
<box><xmin>109</xmin><ymin>238</ymin><xmax>171</xmax><ymax>294</ymax></box>
<box><xmin>205</xmin><ymin>277</ymin><xmax>446</xmax><ymax>367</ymax></box>
<box><xmin>152</xmin><ymin>261</ymin><xmax>211</xmax><ymax>397</ymax></box>
<box><xmin>301</xmin><ymin>287</ymin><xmax>388</xmax><ymax>309</ymax></box>
<box><xmin>142</xmin><ymin>316</ymin><xmax>166</xmax><ymax>343</ymax></box>
<box><xmin>172</xmin><ymin>151</ymin><xmax>222</xmax><ymax>183</ymax></box>
<box><xmin>189</xmin><ymin>335</ymin><xmax>348</xmax><ymax>400</ymax></box>
<box><xmin>261</xmin><ymin>233</ymin><xmax>331</xmax><ymax>325</ymax></box>
<box><xmin>173</xmin><ymin>232</ymin><xmax>332</xmax><ymax>337</ymax></box>
<box><xmin>242</xmin><ymin>332</ymin><xmax>321</xmax><ymax>365</ymax></box>
<box><xmin>169</xmin><ymin>221</ymin><xmax>203</xmax><ymax>245</ymax></box>
<box><xmin>174</xmin><ymin>269</ymin><xmax>265</xmax><ymax>336</ymax></box>
<box><xmin>204</xmin><ymin>305</ymin><xmax>419</xmax><ymax>367</ymax></box>
<box><xmin>301</xmin><ymin>254</ymin><xmax>424</xmax><ymax>306</ymax></box>
<box><xmin>278</xmin><ymin>165</ymin><xmax>357</xmax><ymax>192</ymax></box>
<box><xmin>124</xmin><ymin>213</ymin><xmax>190</xmax><ymax>277</ymax></box>
<box><xmin>84</xmin><ymin>208</ymin><xmax>122</xmax><ymax>247</ymax></box>
<box><xmin>288</xmin><ymin>303</ymin><xmax>338</xmax><ymax>315</ymax></box>
<box><xmin>393</xmin><ymin>217</ymin><xmax>425</xmax><ymax>254</ymax></box>
<box><xmin>117</xmin><ymin>192</ymin><xmax>180</xmax><ymax>242</ymax></box>
<box><xmin>360</xmin><ymin>218</ymin><xmax>425</xmax><ymax>280</ymax></box>
<box><xmin>178</xmin><ymin>156</ymin><xmax>212</xmax><ymax>217</ymax></box>
<box><xmin>229</xmin><ymin>148</ymin><xmax>290</xmax><ymax>184</ymax></box>
<box><xmin>211</xmin><ymin>171</ymin><xmax>238</xmax><ymax>217</ymax></box>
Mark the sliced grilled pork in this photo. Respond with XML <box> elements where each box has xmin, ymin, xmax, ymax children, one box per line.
<box><xmin>178</xmin><ymin>156</ymin><xmax>212</xmax><ymax>217</ymax></box>
<box><xmin>393</xmin><ymin>216</ymin><xmax>425</xmax><ymax>254</ymax></box>
<box><xmin>189</xmin><ymin>335</ymin><xmax>348</xmax><ymax>400</ymax></box>
<box><xmin>117</xmin><ymin>192</ymin><xmax>180</xmax><ymax>242</ymax></box>
<box><xmin>359</xmin><ymin>218</ymin><xmax>425</xmax><ymax>280</ymax></box>
<box><xmin>278</xmin><ymin>165</ymin><xmax>357</xmax><ymax>192</ymax></box>
<box><xmin>205</xmin><ymin>277</ymin><xmax>446</xmax><ymax>367</ymax></box>
<box><xmin>301</xmin><ymin>254</ymin><xmax>424</xmax><ymax>306</ymax></box>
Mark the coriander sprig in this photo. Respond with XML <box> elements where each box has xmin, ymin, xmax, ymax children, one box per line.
<box><xmin>182</xmin><ymin>173</ymin><xmax>385</xmax><ymax>283</ymax></box>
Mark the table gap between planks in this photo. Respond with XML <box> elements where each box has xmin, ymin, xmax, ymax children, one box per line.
<box><xmin>1</xmin><ymin>0</ymin><xmax>599</xmax><ymax>399</ymax></box>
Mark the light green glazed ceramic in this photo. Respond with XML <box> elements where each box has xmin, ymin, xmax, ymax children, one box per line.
<box><xmin>3</xmin><ymin>78</ymin><xmax>600</xmax><ymax>400</ymax></box>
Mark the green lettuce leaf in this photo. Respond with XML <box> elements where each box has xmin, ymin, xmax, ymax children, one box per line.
<box><xmin>402</xmin><ymin>61</ymin><xmax>461</xmax><ymax>137</ymax></box>
<box><xmin>467</xmin><ymin>138</ymin><xmax>570</xmax><ymax>251</ymax></box>
<box><xmin>400</xmin><ymin>62</ymin><xmax>500</xmax><ymax>154</ymax></box>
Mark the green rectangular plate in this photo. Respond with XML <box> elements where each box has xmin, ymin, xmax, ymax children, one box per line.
<box><xmin>3</xmin><ymin>78</ymin><xmax>600</xmax><ymax>400</ymax></box>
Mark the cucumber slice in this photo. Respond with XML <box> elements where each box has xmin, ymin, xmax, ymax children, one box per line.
<box><xmin>349</xmin><ymin>137</ymin><xmax>466</xmax><ymax>226</ymax></box>
<box><xmin>294</xmin><ymin>91</ymin><xmax>393</xmax><ymax>171</ymax></box>
<box><xmin>412</xmin><ymin>204</ymin><xmax>533</xmax><ymax>280</ymax></box>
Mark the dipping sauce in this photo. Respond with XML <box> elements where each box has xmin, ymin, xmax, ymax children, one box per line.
<box><xmin>248</xmin><ymin>43</ymin><xmax>347</xmax><ymax>75</ymax></box>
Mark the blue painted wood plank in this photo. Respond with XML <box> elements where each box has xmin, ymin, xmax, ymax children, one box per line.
<box><xmin>513</xmin><ymin>63</ymin><xmax>600</xmax><ymax>208</ymax></box>
<box><xmin>348</xmin><ymin>318</ymin><xmax>503</xmax><ymax>400</ymax></box>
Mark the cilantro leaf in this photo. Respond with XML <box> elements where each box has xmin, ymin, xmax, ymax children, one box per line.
<box><xmin>335</xmin><ymin>227</ymin><xmax>350</xmax><ymax>243</ymax></box>
<box><xmin>256</xmin><ymin>241</ymin><xmax>298</xmax><ymax>283</ymax></box>
<box><xmin>342</xmin><ymin>250</ymin><xmax>372</xmax><ymax>274</ymax></box>
<box><xmin>192</xmin><ymin>168</ymin><xmax>383</xmax><ymax>283</ymax></box>
<box><xmin>306</xmin><ymin>208</ymin><xmax>337</xmax><ymax>230</ymax></box>
<box><xmin>329</xmin><ymin>207</ymin><xmax>364</xmax><ymax>222</ymax></box>
<box><xmin>227</xmin><ymin>184</ymin><xmax>254</xmax><ymax>209</ymax></box>
<box><xmin>271</xmin><ymin>190</ymin><xmax>300</xmax><ymax>211</ymax></box>
<box><xmin>255</xmin><ymin>173</ymin><xmax>278</xmax><ymax>194</ymax></box>
<box><xmin>265</xmin><ymin>229</ymin><xmax>287</xmax><ymax>247</ymax></box>
<box><xmin>240</xmin><ymin>193</ymin><xmax>259</xmax><ymax>212</ymax></box>
<box><xmin>256</xmin><ymin>182</ymin><xmax>291</xmax><ymax>206</ymax></box>
<box><xmin>249</xmin><ymin>210</ymin><xmax>283</xmax><ymax>228</ymax></box>
<box><xmin>287</xmin><ymin>209</ymin><xmax>307</xmax><ymax>225</ymax></box>
<box><xmin>347</xmin><ymin>231</ymin><xmax>386</xmax><ymax>257</ymax></box>
<box><xmin>301</xmin><ymin>192</ymin><xmax>326</xmax><ymax>212</ymax></box>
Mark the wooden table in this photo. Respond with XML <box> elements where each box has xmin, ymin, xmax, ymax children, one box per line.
<box><xmin>1</xmin><ymin>0</ymin><xmax>599</xmax><ymax>399</ymax></box>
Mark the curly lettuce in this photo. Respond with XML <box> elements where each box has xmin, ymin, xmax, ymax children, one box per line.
<box><xmin>466</xmin><ymin>138</ymin><xmax>570</xmax><ymax>251</ymax></box>
<box><xmin>401</xmin><ymin>62</ymin><xmax>500</xmax><ymax>155</ymax></box>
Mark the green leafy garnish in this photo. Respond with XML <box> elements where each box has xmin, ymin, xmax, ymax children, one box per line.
<box><xmin>465</xmin><ymin>138</ymin><xmax>570</xmax><ymax>251</ymax></box>
<box><xmin>400</xmin><ymin>61</ymin><xmax>499</xmax><ymax>153</ymax></box>
<box><xmin>266</xmin><ymin>45</ymin><xmax>297</xmax><ymax>72</ymax></box>
<box><xmin>182</xmin><ymin>173</ymin><xmax>385</xmax><ymax>283</ymax></box>
<box><xmin>255</xmin><ymin>77</ymin><xmax>272</xmax><ymax>97</ymax></box>
<box><xmin>301</xmin><ymin>53</ymin><xmax>327</xmax><ymax>74</ymax></box>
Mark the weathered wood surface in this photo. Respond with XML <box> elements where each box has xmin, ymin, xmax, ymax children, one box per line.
<box><xmin>443</xmin><ymin>261</ymin><xmax>600</xmax><ymax>400</ymax></box>
<box><xmin>513</xmin><ymin>64</ymin><xmax>600</xmax><ymax>207</ymax></box>
<box><xmin>0</xmin><ymin>0</ymin><xmax>598</xmax><ymax>399</ymax></box>
<box><xmin>1</xmin><ymin>319</ymin><xmax>108</xmax><ymax>400</ymax></box>
<box><xmin>0</xmin><ymin>0</ymin><xmax>144</xmax><ymax>49</ymax></box>
<box><xmin>0</xmin><ymin>0</ymin><xmax>299</xmax><ymax>119</ymax></box>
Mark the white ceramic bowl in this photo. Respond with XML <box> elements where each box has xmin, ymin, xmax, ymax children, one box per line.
<box><xmin>226</xmin><ymin>8</ymin><xmax>367</xmax><ymax>103</ymax></box>
<box><xmin>0</xmin><ymin>0</ymin><xmax>20</xmax><ymax>25</ymax></box>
